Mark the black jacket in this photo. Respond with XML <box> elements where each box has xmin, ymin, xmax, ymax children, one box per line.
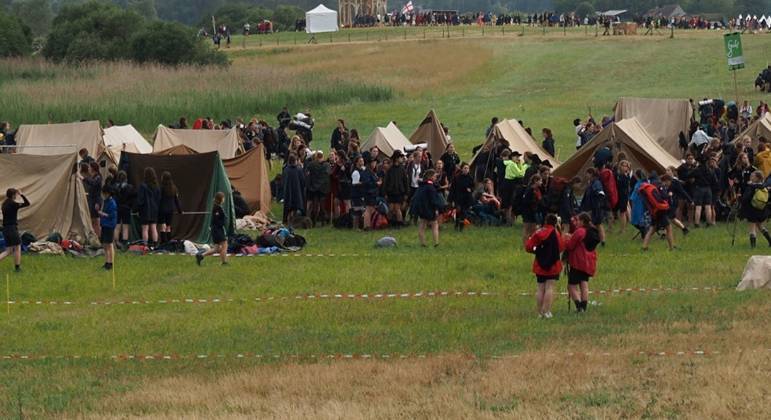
<box><xmin>136</xmin><ymin>183</ymin><xmax>161</xmax><ymax>221</ymax></box>
<box><xmin>449</xmin><ymin>173</ymin><xmax>474</xmax><ymax>208</ymax></box>
<box><xmin>410</xmin><ymin>181</ymin><xmax>445</xmax><ymax>220</ymax></box>
<box><xmin>383</xmin><ymin>164</ymin><xmax>410</xmax><ymax>196</ymax></box>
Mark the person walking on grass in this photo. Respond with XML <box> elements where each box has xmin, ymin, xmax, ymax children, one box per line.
<box><xmin>740</xmin><ymin>171</ymin><xmax>770</xmax><ymax>248</ymax></box>
<box><xmin>525</xmin><ymin>213</ymin><xmax>563</xmax><ymax>319</ymax></box>
<box><xmin>410</xmin><ymin>169</ymin><xmax>445</xmax><ymax>247</ymax></box>
<box><xmin>0</xmin><ymin>188</ymin><xmax>30</xmax><ymax>272</ymax></box>
<box><xmin>564</xmin><ymin>212</ymin><xmax>600</xmax><ymax>313</ymax></box>
<box><xmin>98</xmin><ymin>185</ymin><xmax>117</xmax><ymax>271</ymax></box>
<box><xmin>196</xmin><ymin>192</ymin><xmax>229</xmax><ymax>266</ymax></box>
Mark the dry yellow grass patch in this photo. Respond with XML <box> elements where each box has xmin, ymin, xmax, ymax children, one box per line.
<box><xmin>249</xmin><ymin>40</ymin><xmax>495</xmax><ymax>96</ymax></box>
<box><xmin>90</xmin><ymin>318</ymin><xmax>771</xmax><ymax>419</ymax></box>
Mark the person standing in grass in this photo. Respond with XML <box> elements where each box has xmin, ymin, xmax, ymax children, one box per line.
<box><xmin>410</xmin><ymin>170</ymin><xmax>445</xmax><ymax>247</ymax></box>
<box><xmin>740</xmin><ymin>171</ymin><xmax>770</xmax><ymax>248</ymax></box>
<box><xmin>136</xmin><ymin>167</ymin><xmax>161</xmax><ymax>247</ymax></box>
<box><xmin>196</xmin><ymin>192</ymin><xmax>229</xmax><ymax>266</ymax></box>
<box><xmin>449</xmin><ymin>163</ymin><xmax>474</xmax><ymax>231</ymax></box>
<box><xmin>99</xmin><ymin>185</ymin><xmax>117</xmax><ymax>271</ymax></box>
<box><xmin>525</xmin><ymin>213</ymin><xmax>563</xmax><ymax>319</ymax></box>
<box><xmin>114</xmin><ymin>171</ymin><xmax>134</xmax><ymax>248</ymax></box>
<box><xmin>158</xmin><ymin>171</ymin><xmax>182</xmax><ymax>245</ymax></box>
<box><xmin>0</xmin><ymin>188</ymin><xmax>30</xmax><ymax>273</ymax></box>
<box><xmin>541</xmin><ymin>128</ymin><xmax>556</xmax><ymax>157</ymax></box>
<box><xmin>564</xmin><ymin>212</ymin><xmax>600</xmax><ymax>313</ymax></box>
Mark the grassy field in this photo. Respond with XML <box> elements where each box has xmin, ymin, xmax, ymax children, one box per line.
<box><xmin>0</xmin><ymin>29</ymin><xmax>770</xmax><ymax>417</ymax></box>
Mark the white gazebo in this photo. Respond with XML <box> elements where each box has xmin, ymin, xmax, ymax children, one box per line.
<box><xmin>306</xmin><ymin>5</ymin><xmax>339</xmax><ymax>34</ymax></box>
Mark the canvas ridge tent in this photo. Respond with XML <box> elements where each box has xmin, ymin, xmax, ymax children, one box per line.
<box><xmin>471</xmin><ymin>119</ymin><xmax>560</xmax><ymax>175</ymax></box>
<box><xmin>16</xmin><ymin>120</ymin><xmax>105</xmax><ymax>157</ymax></box>
<box><xmin>306</xmin><ymin>4</ymin><xmax>338</xmax><ymax>34</ymax></box>
<box><xmin>0</xmin><ymin>153</ymin><xmax>96</xmax><ymax>242</ymax></box>
<box><xmin>104</xmin><ymin>125</ymin><xmax>152</xmax><ymax>162</ymax></box>
<box><xmin>552</xmin><ymin>118</ymin><xmax>681</xmax><ymax>182</ymax></box>
<box><xmin>409</xmin><ymin>110</ymin><xmax>450</xmax><ymax>163</ymax></box>
<box><xmin>362</xmin><ymin>122</ymin><xmax>413</xmax><ymax>158</ymax></box>
<box><xmin>613</xmin><ymin>97</ymin><xmax>693</xmax><ymax>158</ymax></box>
<box><xmin>735</xmin><ymin>113</ymin><xmax>771</xmax><ymax>148</ymax></box>
<box><xmin>124</xmin><ymin>151</ymin><xmax>235</xmax><ymax>242</ymax></box>
<box><xmin>152</xmin><ymin>125</ymin><xmax>241</xmax><ymax>159</ymax></box>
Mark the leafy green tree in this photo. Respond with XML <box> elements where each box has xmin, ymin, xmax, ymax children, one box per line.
<box><xmin>130</xmin><ymin>20</ymin><xmax>227</xmax><ymax>66</ymax></box>
<box><xmin>11</xmin><ymin>0</ymin><xmax>53</xmax><ymax>37</ymax></box>
<box><xmin>575</xmin><ymin>1</ymin><xmax>594</xmax><ymax>17</ymax></box>
<box><xmin>271</xmin><ymin>4</ymin><xmax>303</xmax><ymax>31</ymax></box>
<box><xmin>0</xmin><ymin>10</ymin><xmax>32</xmax><ymax>56</ymax></box>
<box><xmin>128</xmin><ymin>0</ymin><xmax>156</xmax><ymax>20</ymax></box>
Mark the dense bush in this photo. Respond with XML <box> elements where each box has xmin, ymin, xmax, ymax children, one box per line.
<box><xmin>42</xmin><ymin>0</ymin><xmax>227</xmax><ymax>65</ymax></box>
<box><xmin>0</xmin><ymin>10</ymin><xmax>33</xmax><ymax>57</ymax></box>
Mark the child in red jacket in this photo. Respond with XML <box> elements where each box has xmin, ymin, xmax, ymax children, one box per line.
<box><xmin>525</xmin><ymin>213</ymin><xmax>564</xmax><ymax>319</ymax></box>
<box><xmin>564</xmin><ymin>212</ymin><xmax>600</xmax><ymax>312</ymax></box>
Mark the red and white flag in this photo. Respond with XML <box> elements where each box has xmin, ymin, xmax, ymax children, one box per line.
<box><xmin>401</xmin><ymin>1</ymin><xmax>414</xmax><ymax>15</ymax></box>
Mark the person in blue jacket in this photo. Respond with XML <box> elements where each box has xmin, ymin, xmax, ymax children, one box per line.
<box><xmin>98</xmin><ymin>185</ymin><xmax>117</xmax><ymax>271</ymax></box>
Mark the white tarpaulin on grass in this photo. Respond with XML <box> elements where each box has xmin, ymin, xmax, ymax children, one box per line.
<box><xmin>306</xmin><ymin>4</ymin><xmax>338</xmax><ymax>34</ymax></box>
<box><xmin>736</xmin><ymin>256</ymin><xmax>771</xmax><ymax>291</ymax></box>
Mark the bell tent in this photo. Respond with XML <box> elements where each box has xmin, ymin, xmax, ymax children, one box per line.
<box><xmin>409</xmin><ymin>110</ymin><xmax>450</xmax><ymax>162</ymax></box>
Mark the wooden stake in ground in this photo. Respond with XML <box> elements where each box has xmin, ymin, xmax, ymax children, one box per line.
<box><xmin>112</xmin><ymin>258</ymin><xmax>116</xmax><ymax>290</ymax></box>
<box><xmin>6</xmin><ymin>273</ymin><xmax>9</xmax><ymax>315</ymax></box>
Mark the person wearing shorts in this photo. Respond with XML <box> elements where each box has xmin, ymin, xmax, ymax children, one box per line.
<box><xmin>692</xmin><ymin>159</ymin><xmax>718</xmax><ymax>227</ymax></box>
<box><xmin>525</xmin><ymin>214</ymin><xmax>563</xmax><ymax>319</ymax></box>
<box><xmin>196</xmin><ymin>192</ymin><xmax>229</xmax><ymax>266</ymax></box>
<box><xmin>409</xmin><ymin>170</ymin><xmax>444</xmax><ymax>247</ymax></box>
<box><xmin>0</xmin><ymin>188</ymin><xmax>30</xmax><ymax>272</ymax></box>
<box><xmin>99</xmin><ymin>185</ymin><xmax>117</xmax><ymax>271</ymax></box>
<box><xmin>564</xmin><ymin>212</ymin><xmax>599</xmax><ymax>312</ymax></box>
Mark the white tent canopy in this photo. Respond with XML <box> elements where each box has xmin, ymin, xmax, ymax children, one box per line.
<box><xmin>104</xmin><ymin>125</ymin><xmax>152</xmax><ymax>158</ymax></box>
<box><xmin>306</xmin><ymin>4</ymin><xmax>338</xmax><ymax>34</ymax></box>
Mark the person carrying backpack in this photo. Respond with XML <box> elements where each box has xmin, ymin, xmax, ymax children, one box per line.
<box><xmin>640</xmin><ymin>180</ymin><xmax>674</xmax><ymax>251</ymax></box>
<box><xmin>740</xmin><ymin>170</ymin><xmax>770</xmax><ymax>248</ymax></box>
<box><xmin>525</xmin><ymin>213</ymin><xmax>564</xmax><ymax>319</ymax></box>
<box><xmin>564</xmin><ymin>212</ymin><xmax>600</xmax><ymax>313</ymax></box>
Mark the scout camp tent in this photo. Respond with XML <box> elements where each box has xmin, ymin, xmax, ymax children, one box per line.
<box><xmin>409</xmin><ymin>110</ymin><xmax>450</xmax><ymax>162</ymax></box>
<box><xmin>104</xmin><ymin>125</ymin><xmax>152</xmax><ymax>160</ymax></box>
<box><xmin>552</xmin><ymin>118</ymin><xmax>680</xmax><ymax>180</ymax></box>
<box><xmin>735</xmin><ymin>113</ymin><xmax>771</xmax><ymax>148</ymax></box>
<box><xmin>124</xmin><ymin>151</ymin><xmax>235</xmax><ymax>242</ymax></box>
<box><xmin>222</xmin><ymin>146</ymin><xmax>272</xmax><ymax>215</ymax></box>
<box><xmin>16</xmin><ymin>120</ymin><xmax>105</xmax><ymax>156</ymax></box>
<box><xmin>152</xmin><ymin>125</ymin><xmax>240</xmax><ymax>159</ymax></box>
<box><xmin>361</xmin><ymin>122</ymin><xmax>413</xmax><ymax>157</ymax></box>
<box><xmin>613</xmin><ymin>97</ymin><xmax>693</xmax><ymax>158</ymax></box>
<box><xmin>736</xmin><ymin>256</ymin><xmax>771</xmax><ymax>290</ymax></box>
<box><xmin>0</xmin><ymin>154</ymin><xmax>95</xmax><ymax>241</ymax></box>
<box><xmin>155</xmin><ymin>144</ymin><xmax>272</xmax><ymax>215</ymax></box>
<box><xmin>472</xmin><ymin>119</ymin><xmax>560</xmax><ymax>171</ymax></box>
<box><xmin>306</xmin><ymin>4</ymin><xmax>338</xmax><ymax>34</ymax></box>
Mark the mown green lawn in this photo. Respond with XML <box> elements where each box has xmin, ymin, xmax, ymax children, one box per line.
<box><xmin>0</xmin><ymin>223</ymin><xmax>767</xmax><ymax>416</ymax></box>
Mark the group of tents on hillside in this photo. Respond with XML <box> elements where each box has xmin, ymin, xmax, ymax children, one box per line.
<box><xmin>1</xmin><ymin>96</ymin><xmax>770</xmax><ymax>251</ymax></box>
<box><xmin>1</xmin><ymin>121</ymin><xmax>270</xmax><ymax>247</ymax></box>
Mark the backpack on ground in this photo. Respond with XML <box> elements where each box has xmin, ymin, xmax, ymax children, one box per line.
<box><xmin>751</xmin><ymin>187</ymin><xmax>769</xmax><ymax>210</ymax></box>
<box><xmin>334</xmin><ymin>212</ymin><xmax>353</xmax><ymax>229</ymax></box>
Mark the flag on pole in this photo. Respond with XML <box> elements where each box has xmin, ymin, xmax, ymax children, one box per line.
<box><xmin>401</xmin><ymin>1</ymin><xmax>414</xmax><ymax>15</ymax></box>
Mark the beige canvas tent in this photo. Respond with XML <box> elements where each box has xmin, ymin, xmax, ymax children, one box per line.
<box><xmin>614</xmin><ymin>97</ymin><xmax>693</xmax><ymax>158</ymax></box>
<box><xmin>152</xmin><ymin>125</ymin><xmax>241</xmax><ymax>159</ymax></box>
<box><xmin>0</xmin><ymin>154</ymin><xmax>95</xmax><ymax>241</ymax></box>
<box><xmin>223</xmin><ymin>146</ymin><xmax>272</xmax><ymax>215</ymax></box>
<box><xmin>16</xmin><ymin>120</ymin><xmax>105</xmax><ymax>156</ymax></box>
<box><xmin>104</xmin><ymin>125</ymin><xmax>152</xmax><ymax>161</ymax></box>
<box><xmin>735</xmin><ymin>113</ymin><xmax>771</xmax><ymax>148</ymax></box>
<box><xmin>409</xmin><ymin>110</ymin><xmax>450</xmax><ymax>160</ymax></box>
<box><xmin>552</xmin><ymin>118</ymin><xmax>680</xmax><ymax>180</ymax></box>
<box><xmin>736</xmin><ymin>256</ymin><xmax>771</xmax><ymax>290</ymax></box>
<box><xmin>361</xmin><ymin>122</ymin><xmax>412</xmax><ymax>157</ymax></box>
<box><xmin>472</xmin><ymin>119</ymin><xmax>560</xmax><ymax>170</ymax></box>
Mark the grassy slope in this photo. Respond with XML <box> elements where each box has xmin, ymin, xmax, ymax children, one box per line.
<box><xmin>0</xmin><ymin>30</ymin><xmax>770</xmax><ymax>416</ymax></box>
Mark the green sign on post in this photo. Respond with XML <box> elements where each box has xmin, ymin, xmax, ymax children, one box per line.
<box><xmin>724</xmin><ymin>32</ymin><xmax>745</xmax><ymax>70</ymax></box>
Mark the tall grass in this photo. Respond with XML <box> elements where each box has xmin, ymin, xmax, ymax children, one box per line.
<box><xmin>0</xmin><ymin>58</ymin><xmax>393</xmax><ymax>134</ymax></box>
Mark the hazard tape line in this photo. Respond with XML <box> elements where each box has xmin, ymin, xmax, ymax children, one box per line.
<box><xmin>2</xmin><ymin>349</ymin><xmax>765</xmax><ymax>362</ymax></box>
<box><xmin>155</xmin><ymin>253</ymin><xmax>373</xmax><ymax>258</ymax></box>
<box><xmin>3</xmin><ymin>287</ymin><xmax>722</xmax><ymax>307</ymax></box>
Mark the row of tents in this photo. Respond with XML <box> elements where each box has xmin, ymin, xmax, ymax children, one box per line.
<box><xmin>2</xmin><ymin>121</ymin><xmax>271</xmax><ymax>244</ymax></box>
<box><xmin>3</xmin><ymin>99</ymin><xmax>770</xmax><ymax>243</ymax></box>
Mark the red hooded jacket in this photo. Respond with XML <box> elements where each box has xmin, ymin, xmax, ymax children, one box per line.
<box><xmin>525</xmin><ymin>225</ymin><xmax>564</xmax><ymax>277</ymax></box>
<box><xmin>564</xmin><ymin>227</ymin><xmax>597</xmax><ymax>276</ymax></box>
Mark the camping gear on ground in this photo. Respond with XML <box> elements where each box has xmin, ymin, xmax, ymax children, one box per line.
<box><xmin>736</xmin><ymin>256</ymin><xmax>771</xmax><ymax>290</ymax></box>
<box><xmin>0</xmin><ymin>153</ymin><xmax>96</xmax><ymax>241</ymax></box>
<box><xmin>257</xmin><ymin>227</ymin><xmax>306</xmax><ymax>249</ymax></box>
<box><xmin>124</xmin><ymin>151</ymin><xmax>235</xmax><ymax>242</ymax></box>
<box><xmin>152</xmin><ymin>125</ymin><xmax>240</xmax><ymax>159</ymax></box>
<box><xmin>613</xmin><ymin>97</ymin><xmax>693</xmax><ymax>158</ymax></box>
<box><xmin>552</xmin><ymin>118</ymin><xmax>680</xmax><ymax>187</ymax></box>
<box><xmin>27</xmin><ymin>241</ymin><xmax>64</xmax><ymax>255</ymax></box>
